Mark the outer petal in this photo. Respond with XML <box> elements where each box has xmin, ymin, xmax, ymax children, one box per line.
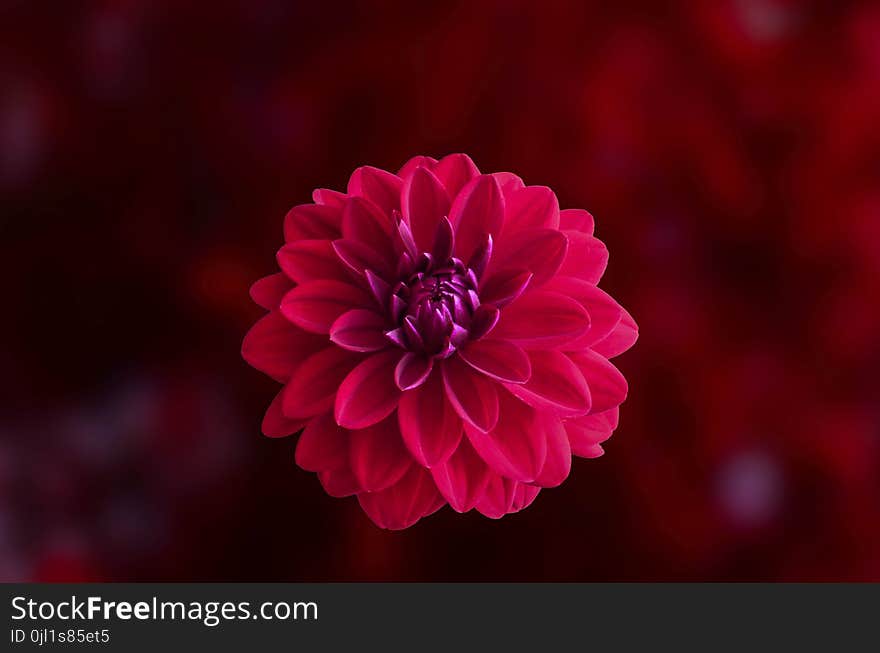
<box><xmin>489</xmin><ymin>228</ymin><xmax>568</xmax><ymax>286</ymax></box>
<box><xmin>295</xmin><ymin>412</ymin><xmax>348</xmax><ymax>472</ymax></box>
<box><xmin>342</xmin><ymin>196</ymin><xmax>394</xmax><ymax>258</ymax></box>
<box><xmin>503</xmin><ymin>185</ymin><xmax>560</xmax><ymax>232</ymax></box>
<box><xmin>397</xmin><ymin>155</ymin><xmax>438</xmax><ymax>180</ymax></box>
<box><xmin>509</xmin><ymin>484</ymin><xmax>541</xmax><ymax>514</ymax></box>
<box><xmin>559</xmin><ymin>208</ymin><xmax>595</xmax><ymax>234</ymax></box>
<box><xmin>262</xmin><ymin>389</ymin><xmax>308</xmax><ymax>438</ymax></box>
<box><xmin>559</xmin><ymin>230</ymin><xmax>608</xmax><ymax>284</ymax></box>
<box><xmin>458</xmin><ymin>339</ymin><xmax>531</xmax><ymax>384</ymax></box>
<box><xmin>532</xmin><ymin>415</ymin><xmax>571</xmax><ymax>488</ymax></box>
<box><xmin>474</xmin><ymin>474</ymin><xmax>516</xmax><ymax>518</ymax></box>
<box><xmin>283</xmin><ymin>346</ymin><xmax>362</xmax><ymax>419</ymax></box>
<box><xmin>335</xmin><ymin>350</ymin><xmax>404</xmax><ymax>429</ymax></box>
<box><xmin>504</xmin><ymin>350</ymin><xmax>591</xmax><ymax>417</ymax></box>
<box><xmin>280</xmin><ymin>280</ymin><xmax>371</xmax><ymax>334</ymax></box>
<box><xmin>544</xmin><ymin>276</ymin><xmax>623</xmax><ymax>349</ymax></box>
<box><xmin>566</xmin><ymin>406</ymin><xmax>619</xmax><ymax>458</ymax></box>
<box><xmin>241</xmin><ymin>311</ymin><xmax>325</xmax><ymax>382</ymax></box>
<box><xmin>347</xmin><ymin>166</ymin><xmax>403</xmax><ymax>217</ymax></box>
<box><xmin>568</xmin><ymin>350</ymin><xmax>628</xmax><ymax>413</ymax></box>
<box><xmin>357</xmin><ymin>466</ymin><xmax>445</xmax><ymax>530</ymax></box>
<box><xmin>318</xmin><ymin>467</ymin><xmax>362</xmax><ymax>497</ymax></box>
<box><xmin>312</xmin><ymin>188</ymin><xmax>347</xmax><ymax>208</ymax></box>
<box><xmin>449</xmin><ymin>175</ymin><xmax>504</xmax><ymax>263</ymax></box>
<box><xmin>398</xmin><ymin>369</ymin><xmax>463</xmax><ymax>468</ymax></box>
<box><xmin>433</xmin><ymin>153</ymin><xmax>479</xmax><ymax>199</ymax></box>
<box><xmin>465</xmin><ymin>390</ymin><xmax>547</xmax><ymax>482</ymax></box>
<box><xmin>249</xmin><ymin>273</ymin><xmax>292</xmax><ymax>310</ymax></box>
<box><xmin>349</xmin><ymin>415</ymin><xmax>412</xmax><ymax>492</ymax></box>
<box><xmin>491</xmin><ymin>291</ymin><xmax>590</xmax><ymax>349</ymax></box>
<box><xmin>441</xmin><ymin>355</ymin><xmax>500</xmax><ymax>433</ymax></box>
<box><xmin>277</xmin><ymin>239</ymin><xmax>348</xmax><ymax>283</ymax></box>
<box><xmin>284</xmin><ymin>204</ymin><xmax>341</xmax><ymax>241</ymax></box>
<box><xmin>590</xmin><ymin>308</ymin><xmax>639</xmax><ymax>358</ymax></box>
<box><xmin>402</xmin><ymin>166</ymin><xmax>451</xmax><ymax>252</ymax></box>
<box><xmin>430</xmin><ymin>438</ymin><xmax>491</xmax><ymax>513</ymax></box>
<box><xmin>330</xmin><ymin>309</ymin><xmax>389</xmax><ymax>352</ymax></box>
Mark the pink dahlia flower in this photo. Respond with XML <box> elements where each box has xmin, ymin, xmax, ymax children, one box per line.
<box><xmin>242</xmin><ymin>154</ymin><xmax>638</xmax><ymax>529</ymax></box>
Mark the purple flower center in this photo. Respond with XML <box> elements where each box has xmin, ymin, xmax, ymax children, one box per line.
<box><xmin>383</xmin><ymin>217</ymin><xmax>499</xmax><ymax>357</ymax></box>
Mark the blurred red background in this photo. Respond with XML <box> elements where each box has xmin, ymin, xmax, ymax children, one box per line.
<box><xmin>2</xmin><ymin>0</ymin><xmax>879</xmax><ymax>581</ymax></box>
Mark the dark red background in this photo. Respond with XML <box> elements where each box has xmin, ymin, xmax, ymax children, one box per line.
<box><xmin>2</xmin><ymin>0</ymin><xmax>879</xmax><ymax>580</ymax></box>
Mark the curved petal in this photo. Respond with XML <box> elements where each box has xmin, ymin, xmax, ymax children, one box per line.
<box><xmin>330</xmin><ymin>309</ymin><xmax>389</xmax><ymax>352</ymax></box>
<box><xmin>430</xmin><ymin>438</ymin><xmax>491</xmax><ymax>513</ymax></box>
<box><xmin>590</xmin><ymin>308</ymin><xmax>639</xmax><ymax>358</ymax></box>
<box><xmin>479</xmin><ymin>268</ymin><xmax>532</xmax><ymax>308</ymax></box>
<box><xmin>474</xmin><ymin>474</ymin><xmax>516</xmax><ymax>518</ymax></box>
<box><xmin>342</xmin><ymin>196</ymin><xmax>394</xmax><ymax>257</ymax></box>
<box><xmin>241</xmin><ymin>311</ymin><xmax>325</xmax><ymax>382</ymax></box>
<box><xmin>357</xmin><ymin>466</ymin><xmax>445</xmax><ymax>530</ymax></box>
<box><xmin>283</xmin><ymin>203</ymin><xmax>341</xmax><ymax>241</ymax></box>
<box><xmin>249</xmin><ymin>273</ymin><xmax>292</xmax><ymax>310</ymax></box>
<box><xmin>295</xmin><ymin>412</ymin><xmax>348</xmax><ymax>472</ymax></box>
<box><xmin>465</xmin><ymin>390</ymin><xmax>547</xmax><ymax>482</ymax></box>
<box><xmin>318</xmin><ymin>467</ymin><xmax>362</xmax><ymax>497</ymax></box>
<box><xmin>349</xmin><ymin>415</ymin><xmax>412</xmax><ymax>492</ymax></box>
<box><xmin>559</xmin><ymin>230</ymin><xmax>608</xmax><ymax>284</ymax></box>
<box><xmin>489</xmin><ymin>228</ymin><xmax>567</xmax><ymax>286</ymax></box>
<box><xmin>394</xmin><ymin>352</ymin><xmax>434</xmax><ymax>390</ymax></box>
<box><xmin>262</xmin><ymin>389</ymin><xmax>308</xmax><ymax>438</ymax></box>
<box><xmin>493</xmin><ymin>171</ymin><xmax>525</xmax><ymax>197</ymax></box>
<box><xmin>509</xmin><ymin>483</ymin><xmax>541</xmax><ymax>514</ymax></box>
<box><xmin>312</xmin><ymin>188</ymin><xmax>347</xmax><ymax>208</ymax></box>
<box><xmin>491</xmin><ymin>291</ymin><xmax>590</xmax><ymax>349</ymax></box>
<box><xmin>283</xmin><ymin>346</ymin><xmax>362</xmax><ymax>419</ymax></box>
<box><xmin>347</xmin><ymin>166</ymin><xmax>403</xmax><ymax>217</ymax></box>
<box><xmin>566</xmin><ymin>406</ymin><xmax>619</xmax><ymax>458</ymax></box>
<box><xmin>532</xmin><ymin>415</ymin><xmax>571</xmax><ymax>487</ymax></box>
<box><xmin>503</xmin><ymin>185</ymin><xmax>560</xmax><ymax>232</ymax></box>
<box><xmin>441</xmin><ymin>355</ymin><xmax>500</xmax><ymax>433</ymax></box>
<box><xmin>458</xmin><ymin>339</ymin><xmax>531</xmax><ymax>384</ymax></box>
<box><xmin>433</xmin><ymin>153</ymin><xmax>479</xmax><ymax>199</ymax></box>
<box><xmin>335</xmin><ymin>350</ymin><xmax>404</xmax><ymax>429</ymax></box>
<box><xmin>504</xmin><ymin>350</ymin><xmax>591</xmax><ymax>417</ymax></box>
<box><xmin>402</xmin><ymin>166</ymin><xmax>451</xmax><ymax>252</ymax></box>
<box><xmin>277</xmin><ymin>239</ymin><xmax>348</xmax><ymax>283</ymax></box>
<box><xmin>449</xmin><ymin>175</ymin><xmax>504</xmax><ymax>263</ymax></box>
<box><xmin>280</xmin><ymin>280</ymin><xmax>371</xmax><ymax>334</ymax></box>
<box><xmin>543</xmin><ymin>276</ymin><xmax>623</xmax><ymax>349</ymax></box>
<box><xmin>398</xmin><ymin>369</ymin><xmax>463</xmax><ymax>468</ymax></box>
<box><xmin>559</xmin><ymin>208</ymin><xmax>594</xmax><ymax>234</ymax></box>
<box><xmin>568</xmin><ymin>350</ymin><xmax>628</xmax><ymax>413</ymax></box>
<box><xmin>331</xmin><ymin>238</ymin><xmax>394</xmax><ymax>280</ymax></box>
<box><xmin>397</xmin><ymin>155</ymin><xmax>438</xmax><ymax>180</ymax></box>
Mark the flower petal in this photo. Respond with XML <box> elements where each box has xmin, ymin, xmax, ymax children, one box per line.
<box><xmin>544</xmin><ymin>277</ymin><xmax>623</xmax><ymax>349</ymax></box>
<box><xmin>503</xmin><ymin>185</ymin><xmax>560</xmax><ymax>232</ymax></box>
<box><xmin>559</xmin><ymin>208</ymin><xmax>595</xmax><ymax>234</ymax></box>
<box><xmin>397</xmin><ymin>155</ymin><xmax>438</xmax><ymax>180</ymax></box>
<box><xmin>394</xmin><ymin>352</ymin><xmax>434</xmax><ymax>390</ymax></box>
<box><xmin>566</xmin><ymin>406</ymin><xmax>619</xmax><ymax>457</ymax></box>
<box><xmin>509</xmin><ymin>484</ymin><xmax>540</xmax><ymax>514</ymax></box>
<box><xmin>284</xmin><ymin>203</ymin><xmax>341</xmax><ymax>241</ymax></box>
<box><xmin>492</xmin><ymin>291</ymin><xmax>590</xmax><ymax>349</ymax></box>
<box><xmin>335</xmin><ymin>350</ymin><xmax>403</xmax><ymax>429</ymax></box>
<box><xmin>312</xmin><ymin>188</ymin><xmax>347</xmax><ymax>208</ymax></box>
<box><xmin>349</xmin><ymin>415</ymin><xmax>412</xmax><ymax>492</ymax></box>
<box><xmin>474</xmin><ymin>474</ymin><xmax>516</xmax><ymax>518</ymax></box>
<box><xmin>262</xmin><ymin>389</ymin><xmax>308</xmax><ymax>438</ymax></box>
<box><xmin>568</xmin><ymin>349</ymin><xmax>628</xmax><ymax>413</ymax></box>
<box><xmin>465</xmin><ymin>390</ymin><xmax>547</xmax><ymax>482</ymax></box>
<box><xmin>295</xmin><ymin>412</ymin><xmax>348</xmax><ymax>472</ymax></box>
<box><xmin>318</xmin><ymin>467</ymin><xmax>362</xmax><ymax>497</ymax></box>
<box><xmin>330</xmin><ymin>309</ymin><xmax>389</xmax><ymax>352</ymax></box>
<box><xmin>479</xmin><ymin>268</ymin><xmax>532</xmax><ymax>307</ymax></box>
<box><xmin>504</xmin><ymin>350</ymin><xmax>591</xmax><ymax>417</ymax></box>
<box><xmin>277</xmin><ymin>239</ymin><xmax>348</xmax><ymax>283</ymax></box>
<box><xmin>402</xmin><ymin>166</ymin><xmax>451</xmax><ymax>252</ymax></box>
<box><xmin>458</xmin><ymin>339</ymin><xmax>531</xmax><ymax>384</ymax></box>
<box><xmin>357</xmin><ymin>466</ymin><xmax>445</xmax><ymax>530</ymax></box>
<box><xmin>559</xmin><ymin>230</ymin><xmax>608</xmax><ymax>284</ymax></box>
<box><xmin>441</xmin><ymin>355</ymin><xmax>500</xmax><ymax>433</ymax></box>
<box><xmin>398</xmin><ymin>369</ymin><xmax>463</xmax><ymax>468</ymax></box>
<box><xmin>331</xmin><ymin>238</ymin><xmax>394</xmax><ymax>280</ymax></box>
<box><xmin>433</xmin><ymin>153</ymin><xmax>479</xmax><ymax>199</ymax></box>
<box><xmin>347</xmin><ymin>166</ymin><xmax>403</xmax><ymax>217</ymax></box>
<box><xmin>590</xmin><ymin>308</ymin><xmax>639</xmax><ymax>358</ymax></box>
<box><xmin>280</xmin><ymin>280</ymin><xmax>371</xmax><ymax>334</ymax></box>
<box><xmin>342</xmin><ymin>196</ymin><xmax>394</xmax><ymax>257</ymax></box>
<box><xmin>449</xmin><ymin>175</ymin><xmax>504</xmax><ymax>263</ymax></box>
<box><xmin>490</xmin><ymin>228</ymin><xmax>568</xmax><ymax>286</ymax></box>
<box><xmin>241</xmin><ymin>312</ymin><xmax>325</xmax><ymax>382</ymax></box>
<box><xmin>283</xmin><ymin>346</ymin><xmax>362</xmax><ymax>419</ymax></box>
<box><xmin>532</xmin><ymin>415</ymin><xmax>571</xmax><ymax>487</ymax></box>
<box><xmin>431</xmin><ymin>438</ymin><xmax>491</xmax><ymax>512</ymax></box>
<box><xmin>249</xmin><ymin>273</ymin><xmax>292</xmax><ymax>310</ymax></box>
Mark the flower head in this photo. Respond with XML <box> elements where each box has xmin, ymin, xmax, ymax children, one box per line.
<box><xmin>242</xmin><ymin>154</ymin><xmax>638</xmax><ymax>529</ymax></box>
